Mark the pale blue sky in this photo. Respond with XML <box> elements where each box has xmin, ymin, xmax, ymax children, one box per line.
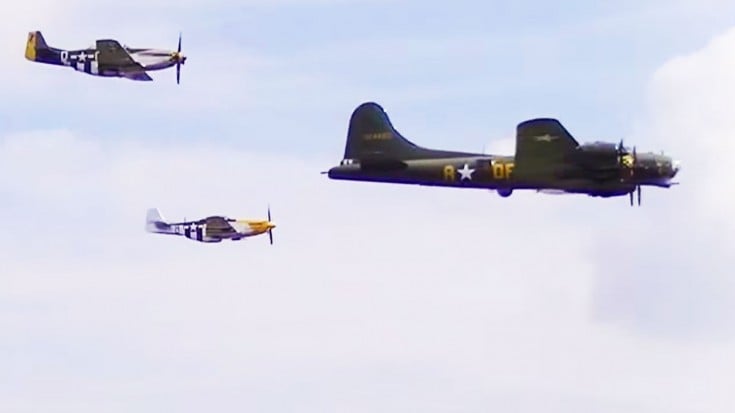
<box><xmin>3</xmin><ymin>0</ymin><xmax>735</xmax><ymax>153</ymax></box>
<box><xmin>2</xmin><ymin>1</ymin><xmax>735</xmax><ymax>412</ymax></box>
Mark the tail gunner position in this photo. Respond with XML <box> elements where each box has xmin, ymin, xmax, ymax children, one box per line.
<box><xmin>25</xmin><ymin>31</ymin><xmax>187</xmax><ymax>83</ymax></box>
<box><xmin>325</xmin><ymin>102</ymin><xmax>680</xmax><ymax>206</ymax></box>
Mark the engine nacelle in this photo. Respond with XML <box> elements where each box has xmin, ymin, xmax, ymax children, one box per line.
<box><xmin>578</xmin><ymin>141</ymin><xmax>618</xmax><ymax>155</ymax></box>
<box><xmin>574</xmin><ymin>141</ymin><xmax>620</xmax><ymax>168</ymax></box>
<box><xmin>497</xmin><ymin>188</ymin><xmax>513</xmax><ymax>197</ymax></box>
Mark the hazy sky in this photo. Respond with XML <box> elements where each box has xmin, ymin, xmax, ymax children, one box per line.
<box><xmin>2</xmin><ymin>0</ymin><xmax>735</xmax><ymax>412</ymax></box>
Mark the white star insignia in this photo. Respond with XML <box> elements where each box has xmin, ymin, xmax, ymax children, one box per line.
<box><xmin>458</xmin><ymin>163</ymin><xmax>475</xmax><ymax>180</ymax></box>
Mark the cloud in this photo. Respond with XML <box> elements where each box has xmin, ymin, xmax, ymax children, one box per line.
<box><xmin>2</xmin><ymin>2</ymin><xmax>735</xmax><ymax>412</ymax></box>
<box><xmin>587</xmin><ymin>26</ymin><xmax>735</xmax><ymax>341</ymax></box>
<box><xmin>2</xmin><ymin>83</ymin><xmax>735</xmax><ymax>412</ymax></box>
<box><xmin>0</xmin><ymin>128</ymin><xmax>597</xmax><ymax>411</ymax></box>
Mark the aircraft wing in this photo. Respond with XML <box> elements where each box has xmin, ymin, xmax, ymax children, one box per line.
<box><xmin>203</xmin><ymin>216</ymin><xmax>237</xmax><ymax>236</ymax></box>
<box><xmin>123</xmin><ymin>71</ymin><xmax>153</xmax><ymax>81</ymax></box>
<box><xmin>96</xmin><ymin>39</ymin><xmax>153</xmax><ymax>81</ymax></box>
<box><xmin>513</xmin><ymin>118</ymin><xmax>580</xmax><ymax>178</ymax></box>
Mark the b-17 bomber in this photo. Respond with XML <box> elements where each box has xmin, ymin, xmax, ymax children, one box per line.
<box><xmin>326</xmin><ymin>102</ymin><xmax>680</xmax><ymax>205</ymax></box>
<box><xmin>24</xmin><ymin>31</ymin><xmax>187</xmax><ymax>83</ymax></box>
<box><xmin>146</xmin><ymin>207</ymin><xmax>276</xmax><ymax>244</ymax></box>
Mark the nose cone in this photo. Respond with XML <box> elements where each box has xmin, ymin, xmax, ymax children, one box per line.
<box><xmin>671</xmin><ymin>159</ymin><xmax>681</xmax><ymax>177</ymax></box>
<box><xmin>267</xmin><ymin>222</ymin><xmax>276</xmax><ymax>229</ymax></box>
<box><xmin>171</xmin><ymin>51</ymin><xmax>186</xmax><ymax>63</ymax></box>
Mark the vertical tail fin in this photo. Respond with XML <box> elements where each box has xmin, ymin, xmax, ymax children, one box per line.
<box><xmin>25</xmin><ymin>31</ymin><xmax>63</xmax><ymax>64</ymax></box>
<box><xmin>146</xmin><ymin>208</ymin><xmax>171</xmax><ymax>233</ymax></box>
<box><xmin>341</xmin><ymin>102</ymin><xmax>475</xmax><ymax>162</ymax></box>
<box><xmin>343</xmin><ymin>102</ymin><xmax>421</xmax><ymax>160</ymax></box>
<box><xmin>25</xmin><ymin>31</ymin><xmax>47</xmax><ymax>61</ymax></box>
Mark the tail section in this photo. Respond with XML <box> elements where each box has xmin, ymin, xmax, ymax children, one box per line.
<box><xmin>341</xmin><ymin>102</ymin><xmax>476</xmax><ymax>162</ymax></box>
<box><xmin>146</xmin><ymin>208</ymin><xmax>172</xmax><ymax>234</ymax></box>
<box><xmin>25</xmin><ymin>31</ymin><xmax>63</xmax><ymax>64</ymax></box>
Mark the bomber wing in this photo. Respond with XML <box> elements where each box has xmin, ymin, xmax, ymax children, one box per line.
<box><xmin>512</xmin><ymin>118</ymin><xmax>580</xmax><ymax>180</ymax></box>
<box><xmin>95</xmin><ymin>39</ymin><xmax>153</xmax><ymax>81</ymax></box>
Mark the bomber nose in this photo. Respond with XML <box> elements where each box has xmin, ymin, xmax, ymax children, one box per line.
<box><xmin>671</xmin><ymin>159</ymin><xmax>681</xmax><ymax>177</ymax></box>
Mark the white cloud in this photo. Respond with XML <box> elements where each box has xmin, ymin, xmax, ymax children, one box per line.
<box><xmin>2</xmin><ymin>2</ymin><xmax>735</xmax><ymax>412</ymax></box>
<box><xmin>646</xmin><ymin>27</ymin><xmax>735</xmax><ymax>219</ymax></box>
<box><xmin>2</xmin><ymin>97</ymin><xmax>735</xmax><ymax>412</ymax></box>
<box><xmin>586</xmin><ymin>26</ymin><xmax>735</xmax><ymax>341</ymax></box>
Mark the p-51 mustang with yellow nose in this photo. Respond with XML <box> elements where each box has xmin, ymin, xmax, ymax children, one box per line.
<box><xmin>24</xmin><ymin>30</ymin><xmax>187</xmax><ymax>83</ymax></box>
<box><xmin>145</xmin><ymin>207</ymin><xmax>276</xmax><ymax>244</ymax></box>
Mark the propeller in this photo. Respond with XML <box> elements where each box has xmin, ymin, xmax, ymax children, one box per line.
<box><xmin>629</xmin><ymin>184</ymin><xmax>641</xmax><ymax>206</ymax></box>
<box><xmin>617</xmin><ymin>139</ymin><xmax>625</xmax><ymax>153</ymax></box>
<box><xmin>632</xmin><ymin>146</ymin><xmax>641</xmax><ymax>206</ymax></box>
<box><xmin>267</xmin><ymin>204</ymin><xmax>274</xmax><ymax>245</ymax></box>
<box><xmin>173</xmin><ymin>32</ymin><xmax>186</xmax><ymax>84</ymax></box>
<box><xmin>618</xmin><ymin>141</ymin><xmax>642</xmax><ymax>207</ymax></box>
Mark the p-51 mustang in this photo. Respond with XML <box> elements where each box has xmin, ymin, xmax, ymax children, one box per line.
<box><xmin>325</xmin><ymin>102</ymin><xmax>680</xmax><ymax>206</ymax></box>
<box><xmin>146</xmin><ymin>207</ymin><xmax>276</xmax><ymax>244</ymax></box>
<box><xmin>24</xmin><ymin>30</ymin><xmax>187</xmax><ymax>83</ymax></box>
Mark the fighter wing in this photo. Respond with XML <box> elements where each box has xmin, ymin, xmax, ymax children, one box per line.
<box><xmin>123</xmin><ymin>71</ymin><xmax>153</xmax><ymax>81</ymax></box>
<box><xmin>512</xmin><ymin>118</ymin><xmax>580</xmax><ymax>179</ymax></box>
<box><xmin>203</xmin><ymin>216</ymin><xmax>237</xmax><ymax>237</ymax></box>
<box><xmin>95</xmin><ymin>39</ymin><xmax>152</xmax><ymax>81</ymax></box>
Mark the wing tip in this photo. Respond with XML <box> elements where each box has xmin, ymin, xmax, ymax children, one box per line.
<box><xmin>516</xmin><ymin>117</ymin><xmax>562</xmax><ymax>128</ymax></box>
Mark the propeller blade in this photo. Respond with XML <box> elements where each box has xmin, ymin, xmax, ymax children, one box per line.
<box><xmin>175</xmin><ymin>32</ymin><xmax>183</xmax><ymax>84</ymax></box>
<box><xmin>629</xmin><ymin>191</ymin><xmax>633</xmax><ymax>206</ymax></box>
<box><xmin>267</xmin><ymin>204</ymin><xmax>273</xmax><ymax>244</ymax></box>
<box><xmin>637</xmin><ymin>185</ymin><xmax>641</xmax><ymax>206</ymax></box>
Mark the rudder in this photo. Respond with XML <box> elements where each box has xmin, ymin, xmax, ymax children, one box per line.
<box><xmin>25</xmin><ymin>31</ymin><xmax>62</xmax><ymax>64</ymax></box>
<box><xmin>342</xmin><ymin>102</ymin><xmax>420</xmax><ymax>161</ymax></box>
<box><xmin>25</xmin><ymin>31</ymin><xmax>48</xmax><ymax>61</ymax></box>
<box><xmin>145</xmin><ymin>208</ymin><xmax>171</xmax><ymax>233</ymax></box>
<box><xmin>341</xmin><ymin>102</ymin><xmax>474</xmax><ymax>162</ymax></box>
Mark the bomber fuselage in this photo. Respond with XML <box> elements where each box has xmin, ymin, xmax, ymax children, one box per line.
<box><xmin>328</xmin><ymin>152</ymin><xmax>678</xmax><ymax>197</ymax></box>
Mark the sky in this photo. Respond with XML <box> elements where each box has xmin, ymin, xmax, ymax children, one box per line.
<box><xmin>2</xmin><ymin>0</ymin><xmax>735</xmax><ymax>411</ymax></box>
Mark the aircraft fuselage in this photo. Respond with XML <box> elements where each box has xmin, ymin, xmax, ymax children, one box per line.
<box><xmin>32</xmin><ymin>47</ymin><xmax>179</xmax><ymax>77</ymax></box>
<box><xmin>328</xmin><ymin>153</ymin><xmax>678</xmax><ymax>198</ymax></box>
<box><xmin>325</xmin><ymin>102</ymin><xmax>681</xmax><ymax>204</ymax></box>
<box><xmin>165</xmin><ymin>219</ymin><xmax>275</xmax><ymax>243</ymax></box>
